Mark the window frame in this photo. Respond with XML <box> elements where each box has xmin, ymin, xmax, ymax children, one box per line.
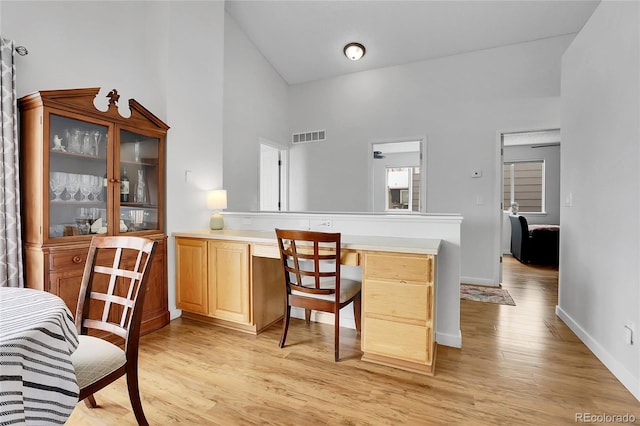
<box><xmin>503</xmin><ymin>159</ymin><xmax>546</xmax><ymax>214</ymax></box>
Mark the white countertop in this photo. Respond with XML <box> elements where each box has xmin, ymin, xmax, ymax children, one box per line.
<box><xmin>172</xmin><ymin>229</ymin><xmax>441</xmax><ymax>255</ymax></box>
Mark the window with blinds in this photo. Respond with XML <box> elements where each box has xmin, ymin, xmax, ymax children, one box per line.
<box><xmin>503</xmin><ymin>161</ymin><xmax>544</xmax><ymax>212</ymax></box>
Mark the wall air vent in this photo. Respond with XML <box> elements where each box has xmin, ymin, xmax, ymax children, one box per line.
<box><xmin>292</xmin><ymin>129</ymin><xmax>326</xmax><ymax>144</ymax></box>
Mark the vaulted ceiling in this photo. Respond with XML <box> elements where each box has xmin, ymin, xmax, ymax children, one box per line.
<box><xmin>225</xmin><ymin>0</ymin><xmax>600</xmax><ymax>85</ymax></box>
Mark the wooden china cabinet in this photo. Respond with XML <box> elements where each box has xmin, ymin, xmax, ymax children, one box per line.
<box><xmin>18</xmin><ymin>88</ymin><xmax>170</xmax><ymax>336</ymax></box>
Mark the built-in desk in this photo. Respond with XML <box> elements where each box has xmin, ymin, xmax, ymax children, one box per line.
<box><xmin>173</xmin><ymin>229</ymin><xmax>441</xmax><ymax>375</ymax></box>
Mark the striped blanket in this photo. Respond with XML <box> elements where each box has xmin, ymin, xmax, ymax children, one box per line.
<box><xmin>0</xmin><ymin>287</ymin><xmax>79</xmax><ymax>425</ymax></box>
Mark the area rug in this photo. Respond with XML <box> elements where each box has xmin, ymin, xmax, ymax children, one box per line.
<box><xmin>460</xmin><ymin>284</ymin><xmax>516</xmax><ymax>306</ymax></box>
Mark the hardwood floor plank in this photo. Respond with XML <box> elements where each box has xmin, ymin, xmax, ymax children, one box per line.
<box><xmin>67</xmin><ymin>255</ymin><xmax>640</xmax><ymax>424</ymax></box>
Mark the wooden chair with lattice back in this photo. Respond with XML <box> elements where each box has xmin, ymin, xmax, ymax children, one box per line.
<box><xmin>275</xmin><ymin>229</ymin><xmax>361</xmax><ymax>362</ymax></box>
<box><xmin>70</xmin><ymin>236</ymin><xmax>156</xmax><ymax>425</ymax></box>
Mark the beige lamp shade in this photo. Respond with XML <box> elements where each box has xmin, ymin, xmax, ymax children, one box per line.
<box><xmin>206</xmin><ymin>190</ymin><xmax>227</xmax><ymax>230</ymax></box>
<box><xmin>206</xmin><ymin>190</ymin><xmax>227</xmax><ymax>210</ymax></box>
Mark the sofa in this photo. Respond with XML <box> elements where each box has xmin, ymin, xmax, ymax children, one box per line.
<box><xmin>509</xmin><ymin>215</ymin><xmax>559</xmax><ymax>266</ymax></box>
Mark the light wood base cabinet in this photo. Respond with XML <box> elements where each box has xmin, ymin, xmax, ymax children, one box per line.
<box><xmin>176</xmin><ymin>237</ymin><xmax>284</xmax><ymax>334</ymax></box>
<box><xmin>361</xmin><ymin>251</ymin><xmax>437</xmax><ymax>375</ymax></box>
<box><xmin>175</xmin><ymin>238</ymin><xmax>208</xmax><ymax>314</ymax></box>
<box><xmin>207</xmin><ymin>240</ymin><xmax>251</xmax><ymax>324</ymax></box>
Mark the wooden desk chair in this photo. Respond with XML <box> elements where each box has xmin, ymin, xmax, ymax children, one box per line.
<box><xmin>275</xmin><ymin>229</ymin><xmax>361</xmax><ymax>362</ymax></box>
<box><xmin>71</xmin><ymin>236</ymin><xmax>156</xmax><ymax>425</ymax></box>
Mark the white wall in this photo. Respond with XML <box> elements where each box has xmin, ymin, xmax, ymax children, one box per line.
<box><xmin>502</xmin><ymin>144</ymin><xmax>561</xmax><ymax>253</ymax></box>
<box><xmin>2</xmin><ymin>1</ymin><xmax>167</xmax><ymax>113</ymax></box>
<box><xmin>222</xmin><ymin>13</ymin><xmax>289</xmax><ymax>212</ymax></box>
<box><xmin>2</xmin><ymin>0</ymin><xmax>226</xmax><ymax>319</ymax></box>
<box><xmin>558</xmin><ymin>1</ymin><xmax>640</xmax><ymax>400</ymax></box>
<box><xmin>165</xmin><ymin>1</ymin><xmax>225</xmax><ymax>319</ymax></box>
<box><xmin>288</xmin><ymin>36</ymin><xmax>570</xmax><ymax>285</ymax></box>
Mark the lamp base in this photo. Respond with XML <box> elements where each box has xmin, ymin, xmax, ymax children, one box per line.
<box><xmin>210</xmin><ymin>212</ymin><xmax>224</xmax><ymax>230</ymax></box>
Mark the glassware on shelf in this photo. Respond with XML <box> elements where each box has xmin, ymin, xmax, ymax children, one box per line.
<box><xmin>129</xmin><ymin>209</ymin><xmax>144</xmax><ymax>231</ymax></box>
<box><xmin>144</xmin><ymin>210</ymin><xmax>155</xmax><ymax>229</ymax></box>
<box><xmin>92</xmin><ymin>130</ymin><xmax>103</xmax><ymax>157</ymax></box>
<box><xmin>66</xmin><ymin>128</ymin><xmax>82</xmax><ymax>153</ymax></box>
<box><xmin>65</xmin><ymin>173</ymin><xmax>80</xmax><ymax>201</ymax></box>
<box><xmin>90</xmin><ymin>175</ymin><xmax>103</xmax><ymax>202</ymax></box>
<box><xmin>75</xmin><ymin>207</ymin><xmax>102</xmax><ymax>235</ymax></box>
<box><xmin>134</xmin><ymin>169</ymin><xmax>147</xmax><ymax>203</ymax></box>
<box><xmin>81</xmin><ymin>131</ymin><xmax>93</xmax><ymax>155</ymax></box>
<box><xmin>47</xmin><ymin>120</ymin><xmax>159</xmax><ymax>232</ymax></box>
<box><xmin>79</xmin><ymin>174</ymin><xmax>93</xmax><ymax>201</ymax></box>
<box><xmin>75</xmin><ymin>217</ymin><xmax>91</xmax><ymax>235</ymax></box>
<box><xmin>50</xmin><ymin>172</ymin><xmax>67</xmax><ymax>201</ymax></box>
<box><xmin>49</xmin><ymin>224</ymin><xmax>64</xmax><ymax>237</ymax></box>
<box><xmin>134</xmin><ymin>142</ymin><xmax>140</xmax><ymax>162</ymax></box>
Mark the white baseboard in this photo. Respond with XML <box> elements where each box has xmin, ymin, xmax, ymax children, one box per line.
<box><xmin>556</xmin><ymin>305</ymin><xmax>640</xmax><ymax>401</ymax></box>
<box><xmin>436</xmin><ymin>329</ymin><xmax>462</xmax><ymax>348</ymax></box>
<box><xmin>170</xmin><ymin>308</ymin><xmax>182</xmax><ymax>321</ymax></box>
<box><xmin>461</xmin><ymin>276</ymin><xmax>499</xmax><ymax>286</ymax></box>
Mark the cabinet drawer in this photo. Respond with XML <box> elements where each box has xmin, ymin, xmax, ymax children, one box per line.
<box><xmin>49</xmin><ymin>249</ymin><xmax>88</xmax><ymax>270</ymax></box>
<box><xmin>364</xmin><ymin>279</ymin><xmax>430</xmax><ymax>321</ymax></box>
<box><xmin>49</xmin><ymin>246</ymin><xmax>141</xmax><ymax>271</ymax></box>
<box><xmin>340</xmin><ymin>250</ymin><xmax>360</xmax><ymax>266</ymax></box>
<box><xmin>364</xmin><ymin>252</ymin><xmax>432</xmax><ymax>282</ymax></box>
<box><xmin>363</xmin><ymin>316</ymin><xmax>431</xmax><ymax>364</ymax></box>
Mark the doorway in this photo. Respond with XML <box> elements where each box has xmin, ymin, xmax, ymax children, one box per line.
<box><xmin>498</xmin><ymin>129</ymin><xmax>561</xmax><ymax>281</ymax></box>
<box><xmin>369</xmin><ymin>139</ymin><xmax>426</xmax><ymax>213</ymax></box>
<box><xmin>259</xmin><ymin>140</ymin><xmax>287</xmax><ymax>211</ymax></box>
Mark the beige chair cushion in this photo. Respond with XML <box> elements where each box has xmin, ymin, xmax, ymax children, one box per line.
<box><xmin>291</xmin><ymin>278</ymin><xmax>361</xmax><ymax>303</ymax></box>
<box><xmin>71</xmin><ymin>335</ymin><xmax>126</xmax><ymax>389</ymax></box>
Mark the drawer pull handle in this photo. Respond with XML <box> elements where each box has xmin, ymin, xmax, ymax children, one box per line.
<box><xmin>400</xmin><ymin>280</ymin><xmax>407</xmax><ymax>284</ymax></box>
<box><xmin>72</xmin><ymin>256</ymin><xmax>82</xmax><ymax>264</ymax></box>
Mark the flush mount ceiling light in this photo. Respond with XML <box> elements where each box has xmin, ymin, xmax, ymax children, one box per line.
<box><xmin>343</xmin><ymin>42</ymin><xmax>366</xmax><ymax>61</ymax></box>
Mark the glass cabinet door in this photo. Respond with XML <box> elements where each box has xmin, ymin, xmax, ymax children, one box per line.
<box><xmin>118</xmin><ymin>129</ymin><xmax>161</xmax><ymax>233</ymax></box>
<box><xmin>49</xmin><ymin>114</ymin><xmax>108</xmax><ymax>239</ymax></box>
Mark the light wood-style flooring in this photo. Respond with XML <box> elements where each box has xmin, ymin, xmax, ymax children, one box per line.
<box><xmin>67</xmin><ymin>255</ymin><xmax>640</xmax><ymax>425</ymax></box>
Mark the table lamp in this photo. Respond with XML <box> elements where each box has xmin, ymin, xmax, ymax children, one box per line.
<box><xmin>206</xmin><ymin>189</ymin><xmax>227</xmax><ymax>230</ymax></box>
